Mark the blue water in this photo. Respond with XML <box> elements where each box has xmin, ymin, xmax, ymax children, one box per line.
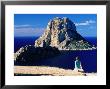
<box><xmin>14</xmin><ymin>37</ymin><xmax>38</xmax><ymax>52</ymax></box>
<box><xmin>14</xmin><ymin>37</ymin><xmax>97</xmax><ymax>73</ymax></box>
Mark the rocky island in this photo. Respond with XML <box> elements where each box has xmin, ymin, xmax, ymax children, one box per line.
<box><xmin>35</xmin><ymin>17</ymin><xmax>96</xmax><ymax>50</ymax></box>
<box><xmin>14</xmin><ymin>17</ymin><xmax>96</xmax><ymax>73</ymax></box>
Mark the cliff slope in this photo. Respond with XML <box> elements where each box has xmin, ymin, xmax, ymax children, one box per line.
<box><xmin>35</xmin><ymin>17</ymin><xmax>96</xmax><ymax>50</ymax></box>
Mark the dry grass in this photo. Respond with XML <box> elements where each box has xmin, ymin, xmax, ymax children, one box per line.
<box><xmin>14</xmin><ymin>66</ymin><xmax>96</xmax><ymax>76</ymax></box>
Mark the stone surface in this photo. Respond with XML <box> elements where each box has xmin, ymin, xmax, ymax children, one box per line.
<box><xmin>14</xmin><ymin>45</ymin><xmax>60</xmax><ymax>65</ymax></box>
<box><xmin>35</xmin><ymin>17</ymin><xmax>96</xmax><ymax>50</ymax></box>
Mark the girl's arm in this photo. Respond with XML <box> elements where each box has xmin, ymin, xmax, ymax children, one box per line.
<box><xmin>80</xmin><ymin>62</ymin><xmax>82</xmax><ymax>69</ymax></box>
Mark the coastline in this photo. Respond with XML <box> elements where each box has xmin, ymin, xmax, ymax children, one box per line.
<box><xmin>14</xmin><ymin>66</ymin><xmax>97</xmax><ymax>76</ymax></box>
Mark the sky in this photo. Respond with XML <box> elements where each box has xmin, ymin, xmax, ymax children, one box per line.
<box><xmin>14</xmin><ymin>14</ymin><xmax>97</xmax><ymax>37</ymax></box>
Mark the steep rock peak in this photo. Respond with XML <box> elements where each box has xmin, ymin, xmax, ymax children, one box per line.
<box><xmin>47</xmin><ymin>17</ymin><xmax>76</xmax><ymax>31</ymax></box>
<box><xmin>35</xmin><ymin>17</ymin><xmax>95</xmax><ymax>50</ymax></box>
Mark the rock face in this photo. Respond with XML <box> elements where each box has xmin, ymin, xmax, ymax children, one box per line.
<box><xmin>14</xmin><ymin>45</ymin><xmax>60</xmax><ymax>65</ymax></box>
<box><xmin>35</xmin><ymin>17</ymin><xmax>96</xmax><ymax>50</ymax></box>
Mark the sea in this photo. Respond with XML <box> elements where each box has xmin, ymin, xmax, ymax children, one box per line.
<box><xmin>14</xmin><ymin>37</ymin><xmax>97</xmax><ymax>73</ymax></box>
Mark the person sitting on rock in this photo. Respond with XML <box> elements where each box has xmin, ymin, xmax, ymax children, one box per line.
<box><xmin>74</xmin><ymin>56</ymin><xmax>84</xmax><ymax>72</ymax></box>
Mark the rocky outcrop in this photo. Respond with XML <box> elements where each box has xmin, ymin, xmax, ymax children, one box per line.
<box><xmin>35</xmin><ymin>17</ymin><xmax>96</xmax><ymax>50</ymax></box>
<box><xmin>14</xmin><ymin>45</ymin><xmax>60</xmax><ymax>65</ymax></box>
